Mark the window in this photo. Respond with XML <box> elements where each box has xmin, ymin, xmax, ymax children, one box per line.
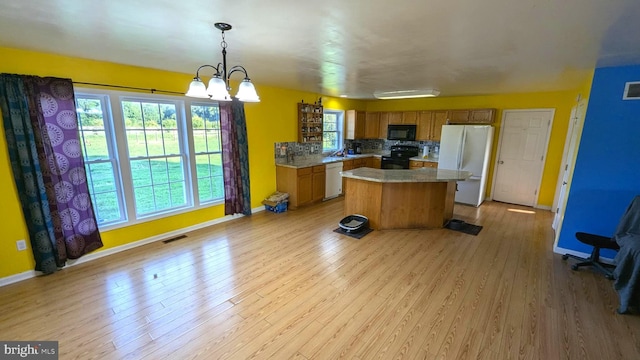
<box><xmin>122</xmin><ymin>99</ymin><xmax>188</xmax><ymax>216</ymax></box>
<box><xmin>323</xmin><ymin>109</ymin><xmax>343</xmax><ymax>152</ymax></box>
<box><xmin>76</xmin><ymin>94</ymin><xmax>125</xmax><ymax>224</ymax></box>
<box><xmin>190</xmin><ymin>104</ymin><xmax>224</xmax><ymax>203</ymax></box>
<box><xmin>75</xmin><ymin>89</ymin><xmax>225</xmax><ymax>229</ymax></box>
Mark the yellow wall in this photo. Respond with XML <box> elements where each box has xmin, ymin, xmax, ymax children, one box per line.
<box><xmin>363</xmin><ymin>86</ymin><xmax>592</xmax><ymax>207</ymax></box>
<box><xmin>0</xmin><ymin>46</ymin><xmax>593</xmax><ymax>279</ymax></box>
<box><xmin>0</xmin><ymin>46</ymin><xmax>363</xmax><ymax>278</ymax></box>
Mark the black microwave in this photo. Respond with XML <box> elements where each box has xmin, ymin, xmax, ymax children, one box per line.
<box><xmin>387</xmin><ymin>124</ymin><xmax>417</xmax><ymax>141</ymax></box>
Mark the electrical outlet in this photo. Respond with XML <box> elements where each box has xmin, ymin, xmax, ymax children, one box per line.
<box><xmin>16</xmin><ymin>239</ymin><xmax>27</xmax><ymax>251</ymax></box>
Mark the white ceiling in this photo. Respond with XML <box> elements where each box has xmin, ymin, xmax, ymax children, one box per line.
<box><xmin>1</xmin><ymin>0</ymin><xmax>640</xmax><ymax>99</ymax></box>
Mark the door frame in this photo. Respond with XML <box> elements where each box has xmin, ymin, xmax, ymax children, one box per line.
<box><xmin>489</xmin><ymin>109</ymin><xmax>555</xmax><ymax>207</ymax></box>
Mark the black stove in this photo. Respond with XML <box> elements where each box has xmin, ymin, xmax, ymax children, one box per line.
<box><xmin>381</xmin><ymin>145</ymin><xmax>420</xmax><ymax>169</ymax></box>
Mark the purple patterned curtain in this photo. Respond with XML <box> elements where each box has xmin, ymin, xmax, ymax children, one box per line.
<box><xmin>220</xmin><ymin>100</ymin><xmax>251</xmax><ymax>216</ymax></box>
<box><xmin>0</xmin><ymin>74</ymin><xmax>102</xmax><ymax>274</ymax></box>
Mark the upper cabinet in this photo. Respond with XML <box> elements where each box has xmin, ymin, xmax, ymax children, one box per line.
<box><xmin>469</xmin><ymin>109</ymin><xmax>496</xmax><ymax>123</ymax></box>
<box><xmin>346</xmin><ymin>110</ymin><xmax>366</xmax><ymax>139</ymax></box>
<box><xmin>346</xmin><ymin>108</ymin><xmax>495</xmax><ymax>141</ymax></box>
<box><xmin>364</xmin><ymin>112</ymin><xmax>380</xmax><ymax>139</ymax></box>
<box><xmin>416</xmin><ymin>110</ymin><xmax>448</xmax><ymax>141</ymax></box>
<box><xmin>298</xmin><ymin>103</ymin><xmax>323</xmax><ymax>143</ymax></box>
<box><xmin>402</xmin><ymin>111</ymin><xmax>417</xmax><ymax>124</ymax></box>
<box><xmin>448</xmin><ymin>109</ymin><xmax>496</xmax><ymax>124</ymax></box>
<box><xmin>387</xmin><ymin>112</ymin><xmax>403</xmax><ymax>125</ymax></box>
<box><xmin>378</xmin><ymin>112</ymin><xmax>389</xmax><ymax>139</ymax></box>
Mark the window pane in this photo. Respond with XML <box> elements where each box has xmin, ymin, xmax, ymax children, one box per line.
<box><xmin>131</xmin><ymin>159</ymin><xmax>152</xmax><ymax>187</ymax></box>
<box><xmin>193</xmin><ymin>130</ymin><xmax>207</xmax><ymax>153</ymax></box>
<box><xmin>85</xmin><ymin>162</ymin><xmax>122</xmax><ymax>224</ymax></box>
<box><xmin>206</xmin><ymin>129</ymin><xmax>221</xmax><ymax>152</ymax></box>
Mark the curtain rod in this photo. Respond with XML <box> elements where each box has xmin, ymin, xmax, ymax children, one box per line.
<box><xmin>73</xmin><ymin>81</ymin><xmax>184</xmax><ymax>95</ymax></box>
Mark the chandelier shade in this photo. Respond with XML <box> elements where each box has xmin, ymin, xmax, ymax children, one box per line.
<box><xmin>186</xmin><ymin>23</ymin><xmax>259</xmax><ymax>103</ymax></box>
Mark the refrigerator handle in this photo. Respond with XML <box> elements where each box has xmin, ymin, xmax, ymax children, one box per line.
<box><xmin>458</xmin><ymin>129</ymin><xmax>467</xmax><ymax>170</ymax></box>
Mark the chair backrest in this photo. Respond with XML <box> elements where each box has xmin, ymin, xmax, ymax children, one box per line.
<box><xmin>614</xmin><ymin>195</ymin><xmax>640</xmax><ymax>241</ymax></box>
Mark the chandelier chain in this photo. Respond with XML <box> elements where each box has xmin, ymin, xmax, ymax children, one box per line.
<box><xmin>221</xmin><ymin>31</ymin><xmax>227</xmax><ymax>50</ymax></box>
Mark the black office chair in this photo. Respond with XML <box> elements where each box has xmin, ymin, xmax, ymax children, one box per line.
<box><xmin>562</xmin><ymin>232</ymin><xmax>620</xmax><ymax>279</ymax></box>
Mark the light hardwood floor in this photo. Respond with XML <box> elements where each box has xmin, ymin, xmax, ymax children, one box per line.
<box><xmin>1</xmin><ymin>198</ymin><xmax>639</xmax><ymax>359</ymax></box>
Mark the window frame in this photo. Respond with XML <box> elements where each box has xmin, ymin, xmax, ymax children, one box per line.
<box><xmin>322</xmin><ymin>109</ymin><xmax>344</xmax><ymax>154</ymax></box>
<box><xmin>75</xmin><ymin>87</ymin><xmax>225</xmax><ymax>231</ymax></box>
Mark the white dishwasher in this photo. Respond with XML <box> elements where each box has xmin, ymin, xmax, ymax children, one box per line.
<box><xmin>325</xmin><ymin>162</ymin><xmax>343</xmax><ymax>200</ymax></box>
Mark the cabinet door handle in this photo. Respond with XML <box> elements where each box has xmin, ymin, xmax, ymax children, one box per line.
<box><xmin>498</xmin><ymin>160</ymin><xmax>504</xmax><ymax>164</ymax></box>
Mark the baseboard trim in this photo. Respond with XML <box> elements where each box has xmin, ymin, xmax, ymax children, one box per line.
<box><xmin>553</xmin><ymin>245</ymin><xmax>615</xmax><ymax>265</ymax></box>
<box><xmin>1</xmin><ymin>205</ymin><xmax>265</xmax><ymax>287</ymax></box>
<box><xmin>0</xmin><ymin>271</ymin><xmax>38</xmax><ymax>287</ymax></box>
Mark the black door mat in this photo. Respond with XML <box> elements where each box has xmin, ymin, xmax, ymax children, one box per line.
<box><xmin>333</xmin><ymin>227</ymin><xmax>373</xmax><ymax>239</ymax></box>
<box><xmin>445</xmin><ymin>219</ymin><xmax>483</xmax><ymax>236</ymax></box>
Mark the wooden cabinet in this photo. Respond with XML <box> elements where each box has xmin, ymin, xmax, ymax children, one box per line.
<box><xmin>297</xmin><ymin>168</ymin><xmax>313</xmax><ymax>206</ymax></box>
<box><xmin>364</xmin><ymin>112</ymin><xmax>380</xmax><ymax>139</ymax></box>
<box><xmin>409</xmin><ymin>160</ymin><xmax>438</xmax><ymax>169</ymax></box>
<box><xmin>449</xmin><ymin>110</ymin><xmax>470</xmax><ymax>123</ymax></box>
<box><xmin>388</xmin><ymin>112</ymin><xmax>403</xmax><ymax>124</ymax></box>
<box><xmin>431</xmin><ymin>111</ymin><xmax>448</xmax><ymax>141</ymax></box>
<box><xmin>448</xmin><ymin>109</ymin><xmax>496</xmax><ymax>124</ymax></box>
<box><xmin>276</xmin><ymin>165</ymin><xmax>325</xmax><ymax>209</ymax></box>
<box><xmin>378</xmin><ymin>112</ymin><xmax>389</xmax><ymax>139</ymax></box>
<box><xmin>342</xmin><ymin>159</ymin><xmax>354</xmax><ymax>194</ymax></box>
<box><xmin>298</xmin><ymin>103</ymin><xmax>323</xmax><ymax>143</ymax></box>
<box><xmin>415</xmin><ymin>110</ymin><xmax>447</xmax><ymax>141</ymax></box>
<box><xmin>312</xmin><ymin>165</ymin><xmax>325</xmax><ymax>202</ymax></box>
<box><xmin>469</xmin><ymin>109</ymin><xmax>495</xmax><ymax>123</ymax></box>
<box><xmin>346</xmin><ymin>110</ymin><xmax>366</xmax><ymax>139</ymax></box>
<box><xmin>352</xmin><ymin>158</ymin><xmax>367</xmax><ymax>168</ymax></box>
<box><xmin>371</xmin><ymin>157</ymin><xmax>381</xmax><ymax>169</ymax></box>
<box><xmin>416</xmin><ymin>111</ymin><xmax>433</xmax><ymax>140</ymax></box>
<box><xmin>402</xmin><ymin>111</ymin><xmax>418</xmax><ymax>124</ymax></box>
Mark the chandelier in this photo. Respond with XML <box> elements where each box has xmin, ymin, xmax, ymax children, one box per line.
<box><xmin>186</xmin><ymin>22</ymin><xmax>260</xmax><ymax>102</ymax></box>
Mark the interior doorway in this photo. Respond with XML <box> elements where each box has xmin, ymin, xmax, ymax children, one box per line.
<box><xmin>491</xmin><ymin>109</ymin><xmax>554</xmax><ymax>207</ymax></box>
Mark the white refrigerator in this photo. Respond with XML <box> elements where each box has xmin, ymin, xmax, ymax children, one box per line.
<box><xmin>437</xmin><ymin>125</ymin><xmax>494</xmax><ymax>207</ymax></box>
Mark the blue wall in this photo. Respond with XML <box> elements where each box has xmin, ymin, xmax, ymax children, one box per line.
<box><xmin>558</xmin><ymin>65</ymin><xmax>640</xmax><ymax>255</ymax></box>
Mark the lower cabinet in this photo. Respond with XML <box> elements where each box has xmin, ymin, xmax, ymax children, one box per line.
<box><xmin>409</xmin><ymin>160</ymin><xmax>438</xmax><ymax>169</ymax></box>
<box><xmin>312</xmin><ymin>165</ymin><xmax>325</xmax><ymax>202</ymax></box>
<box><xmin>371</xmin><ymin>157</ymin><xmax>381</xmax><ymax>169</ymax></box>
<box><xmin>276</xmin><ymin>165</ymin><xmax>326</xmax><ymax>209</ymax></box>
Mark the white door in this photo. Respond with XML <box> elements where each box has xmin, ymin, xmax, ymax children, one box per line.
<box><xmin>492</xmin><ymin>110</ymin><xmax>553</xmax><ymax>206</ymax></box>
<box><xmin>552</xmin><ymin>99</ymin><xmax>587</xmax><ymax>230</ymax></box>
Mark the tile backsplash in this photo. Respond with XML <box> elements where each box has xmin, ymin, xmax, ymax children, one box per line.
<box><xmin>274</xmin><ymin>139</ymin><xmax>440</xmax><ymax>160</ymax></box>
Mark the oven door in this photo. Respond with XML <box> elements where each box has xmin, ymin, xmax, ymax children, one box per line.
<box><xmin>381</xmin><ymin>157</ymin><xmax>410</xmax><ymax>169</ymax></box>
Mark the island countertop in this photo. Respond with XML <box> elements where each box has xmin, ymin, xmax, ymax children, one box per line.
<box><xmin>341</xmin><ymin>167</ymin><xmax>472</xmax><ymax>183</ymax></box>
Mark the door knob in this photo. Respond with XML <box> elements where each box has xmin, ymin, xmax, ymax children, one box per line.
<box><xmin>498</xmin><ymin>160</ymin><xmax>504</xmax><ymax>164</ymax></box>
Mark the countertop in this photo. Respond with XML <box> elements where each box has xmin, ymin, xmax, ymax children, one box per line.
<box><xmin>275</xmin><ymin>152</ymin><xmax>439</xmax><ymax>169</ymax></box>
<box><xmin>275</xmin><ymin>153</ymin><xmax>385</xmax><ymax>169</ymax></box>
<box><xmin>342</xmin><ymin>167</ymin><xmax>471</xmax><ymax>183</ymax></box>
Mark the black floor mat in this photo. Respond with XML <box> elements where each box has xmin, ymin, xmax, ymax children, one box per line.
<box><xmin>333</xmin><ymin>227</ymin><xmax>373</xmax><ymax>239</ymax></box>
<box><xmin>445</xmin><ymin>219</ymin><xmax>483</xmax><ymax>236</ymax></box>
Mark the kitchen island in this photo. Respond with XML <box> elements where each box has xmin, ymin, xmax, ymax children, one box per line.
<box><xmin>342</xmin><ymin>167</ymin><xmax>472</xmax><ymax>230</ymax></box>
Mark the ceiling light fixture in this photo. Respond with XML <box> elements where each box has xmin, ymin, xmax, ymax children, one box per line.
<box><xmin>373</xmin><ymin>89</ymin><xmax>440</xmax><ymax>100</ymax></box>
<box><xmin>186</xmin><ymin>22</ymin><xmax>260</xmax><ymax>102</ymax></box>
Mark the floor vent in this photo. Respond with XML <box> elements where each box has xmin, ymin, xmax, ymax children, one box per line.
<box><xmin>623</xmin><ymin>82</ymin><xmax>640</xmax><ymax>99</ymax></box>
<box><xmin>162</xmin><ymin>235</ymin><xmax>188</xmax><ymax>244</ymax></box>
